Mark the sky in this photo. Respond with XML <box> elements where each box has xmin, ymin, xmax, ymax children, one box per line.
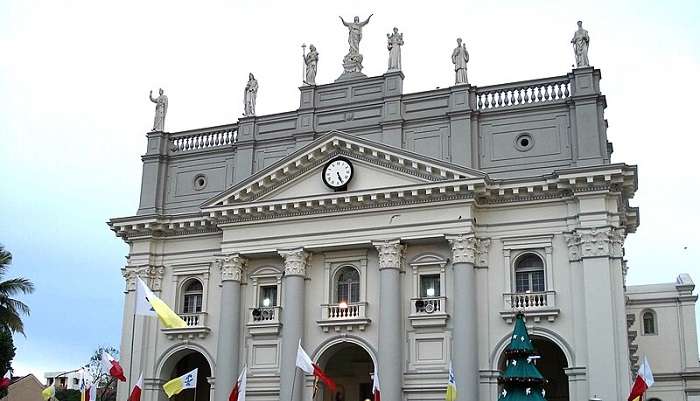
<box><xmin>0</xmin><ymin>0</ymin><xmax>699</xmax><ymax>380</ymax></box>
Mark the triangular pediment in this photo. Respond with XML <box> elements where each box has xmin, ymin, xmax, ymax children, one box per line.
<box><xmin>201</xmin><ymin>130</ymin><xmax>485</xmax><ymax>210</ymax></box>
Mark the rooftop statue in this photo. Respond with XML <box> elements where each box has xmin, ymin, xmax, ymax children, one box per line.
<box><xmin>571</xmin><ymin>21</ymin><xmax>590</xmax><ymax>68</ymax></box>
<box><xmin>303</xmin><ymin>44</ymin><xmax>319</xmax><ymax>86</ymax></box>
<box><xmin>338</xmin><ymin>14</ymin><xmax>373</xmax><ymax>79</ymax></box>
<box><xmin>451</xmin><ymin>38</ymin><xmax>469</xmax><ymax>85</ymax></box>
<box><xmin>149</xmin><ymin>88</ymin><xmax>168</xmax><ymax>132</ymax></box>
<box><xmin>387</xmin><ymin>27</ymin><xmax>403</xmax><ymax>72</ymax></box>
<box><xmin>243</xmin><ymin>73</ymin><xmax>258</xmax><ymax>117</ymax></box>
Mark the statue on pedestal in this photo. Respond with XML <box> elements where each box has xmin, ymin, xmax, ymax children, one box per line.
<box><xmin>571</xmin><ymin>21</ymin><xmax>590</xmax><ymax>68</ymax></box>
<box><xmin>451</xmin><ymin>38</ymin><xmax>469</xmax><ymax>85</ymax></box>
<box><xmin>387</xmin><ymin>27</ymin><xmax>403</xmax><ymax>71</ymax></box>
<box><xmin>338</xmin><ymin>14</ymin><xmax>373</xmax><ymax>79</ymax></box>
<box><xmin>149</xmin><ymin>88</ymin><xmax>168</xmax><ymax>132</ymax></box>
<box><xmin>304</xmin><ymin>44</ymin><xmax>319</xmax><ymax>85</ymax></box>
<box><xmin>243</xmin><ymin>73</ymin><xmax>258</xmax><ymax>116</ymax></box>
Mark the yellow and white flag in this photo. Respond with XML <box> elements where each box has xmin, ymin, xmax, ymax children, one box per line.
<box><xmin>445</xmin><ymin>360</ymin><xmax>457</xmax><ymax>401</ymax></box>
<box><xmin>163</xmin><ymin>368</ymin><xmax>198</xmax><ymax>398</ymax></box>
<box><xmin>41</xmin><ymin>384</ymin><xmax>56</xmax><ymax>401</ymax></box>
<box><xmin>136</xmin><ymin>277</ymin><xmax>187</xmax><ymax>329</ymax></box>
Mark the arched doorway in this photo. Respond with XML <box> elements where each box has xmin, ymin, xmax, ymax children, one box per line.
<box><xmin>161</xmin><ymin>350</ymin><xmax>212</xmax><ymax>401</ymax></box>
<box><xmin>317</xmin><ymin>342</ymin><xmax>375</xmax><ymax>401</ymax></box>
<box><xmin>498</xmin><ymin>337</ymin><xmax>569</xmax><ymax>401</ymax></box>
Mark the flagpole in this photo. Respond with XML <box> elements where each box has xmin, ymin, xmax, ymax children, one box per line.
<box><xmin>290</xmin><ymin>367</ymin><xmax>299</xmax><ymax>401</ymax></box>
<box><xmin>127</xmin><ymin>290</ymin><xmax>137</xmax><ymax>393</ymax></box>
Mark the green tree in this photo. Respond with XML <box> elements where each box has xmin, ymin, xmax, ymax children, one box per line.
<box><xmin>498</xmin><ymin>313</ymin><xmax>547</xmax><ymax>401</ymax></box>
<box><xmin>0</xmin><ymin>327</ymin><xmax>16</xmax><ymax>398</ymax></box>
<box><xmin>54</xmin><ymin>388</ymin><xmax>81</xmax><ymax>401</ymax></box>
<box><xmin>0</xmin><ymin>246</ymin><xmax>34</xmax><ymax>335</ymax></box>
<box><xmin>86</xmin><ymin>346</ymin><xmax>119</xmax><ymax>401</ymax></box>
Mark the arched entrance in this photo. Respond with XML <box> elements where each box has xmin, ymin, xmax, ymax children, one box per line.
<box><xmin>498</xmin><ymin>337</ymin><xmax>569</xmax><ymax>401</ymax></box>
<box><xmin>160</xmin><ymin>349</ymin><xmax>212</xmax><ymax>401</ymax></box>
<box><xmin>317</xmin><ymin>342</ymin><xmax>375</xmax><ymax>401</ymax></box>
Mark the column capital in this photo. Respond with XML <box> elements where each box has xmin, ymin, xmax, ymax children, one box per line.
<box><xmin>279</xmin><ymin>248</ymin><xmax>311</xmax><ymax>277</ymax></box>
<box><xmin>217</xmin><ymin>254</ymin><xmax>247</xmax><ymax>282</ymax></box>
<box><xmin>121</xmin><ymin>264</ymin><xmax>165</xmax><ymax>292</ymax></box>
<box><xmin>446</xmin><ymin>234</ymin><xmax>490</xmax><ymax>266</ymax></box>
<box><xmin>372</xmin><ymin>240</ymin><xmax>404</xmax><ymax>270</ymax></box>
<box><xmin>565</xmin><ymin>227</ymin><xmax>624</xmax><ymax>261</ymax></box>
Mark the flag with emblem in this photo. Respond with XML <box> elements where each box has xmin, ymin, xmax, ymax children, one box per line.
<box><xmin>42</xmin><ymin>384</ymin><xmax>56</xmax><ymax>401</ymax></box>
<box><xmin>136</xmin><ymin>277</ymin><xmax>187</xmax><ymax>329</ymax></box>
<box><xmin>163</xmin><ymin>368</ymin><xmax>198</xmax><ymax>398</ymax></box>
<box><xmin>445</xmin><ymin>360</ymin><xmax>457</xmax><ymax>401</ymax></box>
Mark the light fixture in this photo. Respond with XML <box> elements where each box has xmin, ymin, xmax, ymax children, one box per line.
<box><xmin>426</xmin><ymin>288</ymin><xmax>435</xmax><ymax>297</ymax></box>
<box><xmin>263</xmin><ymin>298</ymin><xmax>271</xmax><ymax>307</ymax></box>
<box><xmin>338</xmin><ymin>301</ymin><xmax>348</xmax><ymax>309</ymax></box>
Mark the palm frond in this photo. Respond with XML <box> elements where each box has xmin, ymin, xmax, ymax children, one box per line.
<box><xmin>0</xmin><ymin>278</ymin><xmax>35</xmax><ymax>296</ymax></box>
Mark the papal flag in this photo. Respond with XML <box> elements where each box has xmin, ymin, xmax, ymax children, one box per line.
<box><xmin>445</xmin><ymin>360</ymin><xmax>457</xmax><ymax>401</ymax></box>
<box><xmin>163</xmin><ymin>368</ymin><xmax>198</xmax><ymax>398</ymax></box>
<box><xmin>41</xmin><ymin>384</ymin><xmax>56</xmax><ymax>401</ymax></box>
<box><xmin>136</xmin><ymin>277</ymin><xmax>187</xmax><ymax>329</ymax></box>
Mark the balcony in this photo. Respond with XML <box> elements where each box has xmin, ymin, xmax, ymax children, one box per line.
<box><xmin>161</xmin><ymin>312</ymin><xmax>211</xmax><ymax>340</ymax></box>
<box><xmin>408</xmin><ymin>297</ymin><xmax>448</xmax><ymax>328</ymax></box>
<box><xmin>247</xmin><ymin>306</ymin><xmax>282</xmax><ymax>335</ymax></box>
<box><xmin>317</xmin><ymin>302</ymin><xmax>370</xmax><ymax>333</ymax></box>
<box><xmin>500</xmin><ymin>291</ymin><xmax>559</xmax><ymax>323</ymax></box>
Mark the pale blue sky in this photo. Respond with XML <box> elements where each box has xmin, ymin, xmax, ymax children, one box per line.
<box><xmin>0</xmin><ymin>0</ymin><xmax>698</xmax><ymax>379</ymax></box>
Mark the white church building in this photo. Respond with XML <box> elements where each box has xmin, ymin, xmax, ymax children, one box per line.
<box><xmin>109</xmin><ymin>22</ymin><xmax>700</xmax><ymax>401</ymax></box>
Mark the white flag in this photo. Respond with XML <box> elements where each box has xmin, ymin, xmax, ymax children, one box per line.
<box><xmin>295</xmin><ymin>340</ymin><xmax>314</xmax><ymax>375</ymax></box>
<box><xmin>135</xmin><ymin>277</ymin><xmax>157</xmax><ymax>316</ymax></box>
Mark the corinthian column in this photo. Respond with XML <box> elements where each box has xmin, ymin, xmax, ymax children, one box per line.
<box><xmin>446</xmin><ymin>234</ymin><xmax>479</xmax><ymax>401</ymax></box>
<box><xmin>215</xmin><ymin>254</ymin><xmax>246</xmax><ymax>401</ymax></box>
<box><xmin>279</xmin><ymin>248</ymin><xmax>310</xmax><ymax>401</ymax></box>
<box><xmin>373</xmin><ymin>240</ymin><xmax>404</xmax><ymax>401</ymax></box>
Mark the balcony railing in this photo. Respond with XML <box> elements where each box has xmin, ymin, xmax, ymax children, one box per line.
<box><xmin>476</xmin><ymin>76</ymin><xmax>571</xmax><ymax>111</ymax></box>
<box><xmin>318</xmin><ymin>302</ymin><xmax>370</xmax><ymax>332</ymax></box>
<box><xmin>411</xmin><ymin>296</ymin><xmax>446</xmax><ymax>315</ymax></box>
<box><xmin>500</xmin><ymin>291</ymin><xmax>559</xmax><ymax>323</ymax></box>
<box><xmin>249</xmin><ymin>306</ymin><xmax>281</xmax><ymax>323</ymax></box>
<box><xmin>169</xmin><ymin>124</ymin><xmax>238</xmax><ymax>154</ymax></box>
<box><xmin>179</xmin><ymin>312</ymin><xmax>207</xmax><ymax>327</ymax></box>
<box><xmin>162</xmin><ymin>312</ymin><xmax>211</xmax><ymax>340</ymax></box>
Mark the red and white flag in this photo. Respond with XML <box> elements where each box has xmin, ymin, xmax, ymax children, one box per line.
<box><xmin>296</xmin><ymin>340</ymin><xmax>337</xmax><ymax>392</ymax></box>
<box><xmin>372</xmin><ymin>370</ymin><xmax>380</xmax><ymax>401</ymax></box>
<box><xmin>101</xmin><ymin>352</ymin><xmax>127</xmax><ymax>382</ymax></box>
<box><xmin>229</xmin><ymin>366</ymin><xmax>247</xmax><ymax>401</ymax></box>
<box><xmin>628</xmin><ymin>356</ymin><xmax>654</xmax><ymax>401</ymax></box>
<box><xmin>128</xmin><ymin>373</ymin><xmax>143</xmax><ymax>401</ymax></box>
<box><xmin>0</xmin><ymin>369</ymin><xmax>11</xmax><ymax>390</ymax></box>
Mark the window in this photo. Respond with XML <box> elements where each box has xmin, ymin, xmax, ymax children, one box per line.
<box><xmin>420</xmin><ymin>274</ymin><xmax>441</xmax><ymax>297</ymax></box>
<box><xmin>259</xmin><ymin>285</ymin><xmax>278</xmax><ymax>307</ymax></box>
<box><xmin>642</xmin><ymin>311</ymin><xmax>657</xmax><ymax>335</ymax></box>
<box><xmin>336</xmin><ymin>266</ymin><xmax>360</xmax><ymax>304</ymax></box>
<box><xmin>182</xmin><ymin>279</ymin><xmax>203</xmax><ymax>314</ymax></box>
<box><xmin>514</xmin><ymin>254</ymin><xmax>545</xmax><ymax>293</ymax></box>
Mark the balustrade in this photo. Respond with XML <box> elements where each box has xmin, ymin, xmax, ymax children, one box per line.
<box><xmin>321</xmin><ymin>303</ymin><xmax>367</xmax><ymax>320</ymax></box>
<box><xmin>250</xmin><ymin>306</ymin><xmax>280</xmax><ymax>323</ymax></box>
<box><xmin>169</xmin><ymin>125</ymin><xmax>238</xmax><ymax>153</ymax></box>
<box><xmin>411</xmin><ymin>297</ymin><xmax>446</xmax><ymax>315</ymax></box>
<box><xmin>179</xmin><ymin>312</ymin><xmax>206</xmax><ymax>327</ymax></box>
<box><xmin>476</xmin><ymin>78</ymin><xmax>570</xmax><ymax>110</ymax></box>
<box><xmin>503</xmin><ymin>291</ymin><xmax>555</xmax><ymax>310</ymax></box>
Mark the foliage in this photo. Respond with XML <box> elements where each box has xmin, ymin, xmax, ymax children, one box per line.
<box><xmin>55</xmin><ymin>388</ymin><xmax>81</xmax><ymax>401</ymax></box>
<box><xmin>0</xmin><ymin>327</ymin><xmax>15</xmax><ymax>398</ymax></box>
<box><xmin>86</xmin><ymin>346</ymin><xmax>119</xmax><ymax>401</ymax></box>
<box><xmin>0</xmin><ymin>245</ymin><xmax>35</xmax><ymax>335</ymax></box>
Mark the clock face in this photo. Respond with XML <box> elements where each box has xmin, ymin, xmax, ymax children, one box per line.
<box><xmin>322</xmin><ymin>157</ymin><xmax>353</xmax><ymax>190</ymax></box>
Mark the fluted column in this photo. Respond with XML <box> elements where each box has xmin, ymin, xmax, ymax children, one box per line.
<box><xmin>215</xmin><ymin>254</ymin><xmax>246</xmax><ymax>401</ymax></box>
<box><xmin>447</xmin><ymin>234</ymin><xmax>480</xmax><ymax>401</ymax></box>
<box><xmin>279</xmin><ymin>248</ymin><xmax>310</xmax><ymax>401</ymax></box>
<box><xmin>373</xmin><ymin>240</ymin><xmax>404</xmax><ymax>401</ymax></box>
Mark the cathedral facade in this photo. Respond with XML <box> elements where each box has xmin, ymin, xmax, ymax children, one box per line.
<box><xmin>111</xmin><ymin>60</ymin><xmax>699</xmax><ymax>401</ymax></box>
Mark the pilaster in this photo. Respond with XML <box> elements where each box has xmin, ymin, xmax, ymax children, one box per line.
<box><xmin>381</xmin><ymin>71</ymin><xmax>405</xmax><ymax>149</ymax></box>
<box><xmin>447</xmin><ymin>85</ymin><xmax>474</xmax><ymax>167</ymax></box>
<box><xmin>137</xmin><ymin>131</ymin><xmax>169</xmax><ymax>215</ymax></box>
<box><xmin>234</xmin><ymin>116</ymin><xmax>256</xmax><ymax>183</ymax></box>
<box><xmin>569</xmin><ymin>67</ymin><xmax>607</xmax><ymax>166</ymax></box>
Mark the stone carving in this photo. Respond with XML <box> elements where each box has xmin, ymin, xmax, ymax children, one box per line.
<box><xmin>243</xmin><ymin>73</ymin><xmax>258</xmax><ymax>116</ymax></box>
<box><xmin>303</xmin><ymin>44</ymin><xmax>319</xmax><ymax>86</ymax></box>
<box><xmin>386</xmin><ymin>27</ymin><xmax>403</xmax><ymax>71</ymax></box>
<box><xmin>149</xmin><ymin>88</ymin><xmax>168</xmax><ymax>132</ymax></box>
<box><xmin>374</xmin><ymin>240</ymin><xmax>403</xmax><ymax>269</ymax></box>
<box><xmin>571</xmin><ymin>21</ymin><xmax>590</xmax><ymax>68</ymax></box>
<box><xmin>279</xmin><ymin>248</ymin><xmax>310</xmax><ymax>276</ymax></box>
<box><xmin>476</xmin><ymin>238</ymin><xmax>491</xmax><ymax>267</ymax></box>
<box><xmin>565</xmin><ymin>227</ymin><xmax>625</xmax><ymax>261</ymax></box>
<box><xmin>122</xmin><ymin>264</ymin><xmax>165</xmax><ymax>291</ymax></box>
<box><xmin>217</xmin><ymin>254</ymin><xmax>247</xmax><ymax>282</ymax></box>
<box><xmin>338</xmin><ymin>14</ymin><xmax>373</xmax><ymax>78</ymax></box>
<box><xmin>451</xmin><ymin>38</ymin><xmax>469</xmax><ymax>85</ymax></box>
<box><xmin>447</xmin><ymin>234</ymin><xmax>479</xmax><ymax>264</ymax></box>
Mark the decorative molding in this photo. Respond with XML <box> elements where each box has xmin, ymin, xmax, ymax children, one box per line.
<box><xmin>216</xmin><ymin>253</ymin><xmax>247</xmax><ymax>282</ymax></box>
<box><xmin>475</xmin><ymin>238</ymin><xmax>491</xmax><ymax>267</ymax></box>
<box><xmin>446</xmin><ymin>234</ymin><xmax>476</xmax><ymax>264</ymax></box>
<box><xmin>122</xmin><ymin>265</ymin><xmax>165</xmax><ymax>292</ymax></box>
<box><xmin>279</xmin><ymin>248</ymin><xmax>310</xmax><ymax>277</ymax></box>
<box><xmin>373</xmin><ymin>240</ymin><xmax>403</xmax><ymax>270</ymax></box>
<box><xmin>565</xmin><ymin>227</ymin><xmax>625</xmax><ymax>261</ymax></box>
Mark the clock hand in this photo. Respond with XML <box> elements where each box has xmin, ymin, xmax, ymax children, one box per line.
<box><xmin>337</xmin><ymin>171</ymin><xmax>343</xmax><ymax>182</ymax></box>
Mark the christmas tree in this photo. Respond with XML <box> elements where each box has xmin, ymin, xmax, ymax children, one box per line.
<box><xmin>498</xmin><ymin>313</ymin><xmax>547</xmax><ymax>401</ymax></box>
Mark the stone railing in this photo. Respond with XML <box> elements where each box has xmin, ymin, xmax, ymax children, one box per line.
<box><xmin>179</xmin><ymin>312</ymin><xmax>207</xmax><ymax>327</ymax></box>
<box><xmin>249</xmin><ymin>306</ymin><xmax>281</xmax><ymax>323</ymax></box>
<box><xmin>411</xmin><ymin>296</ymin><xmax>446</xmax><ymax>315</ymax></box>
<box><xmin>169</xmin><ymin>124</ymin><xmax>238</xmax><ymax>153</ymax></box>
<box><xmin>503</xmin><ymin>291</ymin><xmax>556</xmax><ymax>310</ymax></box>
<box><xmin>476</xmin><ymin>76</ymin><xmax>571</xmax><ymax>111</ymax></box>
<box><xmin>321</xmin><ymin>302</ymin><xmax>367</xmax><ymax>320</ymax></box>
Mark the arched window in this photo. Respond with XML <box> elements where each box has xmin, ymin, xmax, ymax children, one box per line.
<box><xmin>514</xmin><ymin>254</ymin><xmax>545</xmax><ymax>293</ymax></box>
<box><xmin>182</xmin><ymin>279</ymin><xmax>203</xmax><ymax>314</ymax></box>
<box><xmin>642</xmin><ymin>310</ymin><xmax>657</xmax><ymax>335</ymax></box>
<box><xmin>336</xmin><ymin>266</ymin><xmax>360</xmax><ymax>304</ymax></box>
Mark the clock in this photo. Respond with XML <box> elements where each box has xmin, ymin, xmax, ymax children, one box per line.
<box><xmin>322</xmin><ymin>157</ymin><xmax>354</xmax><ymax>191</ymax></box>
